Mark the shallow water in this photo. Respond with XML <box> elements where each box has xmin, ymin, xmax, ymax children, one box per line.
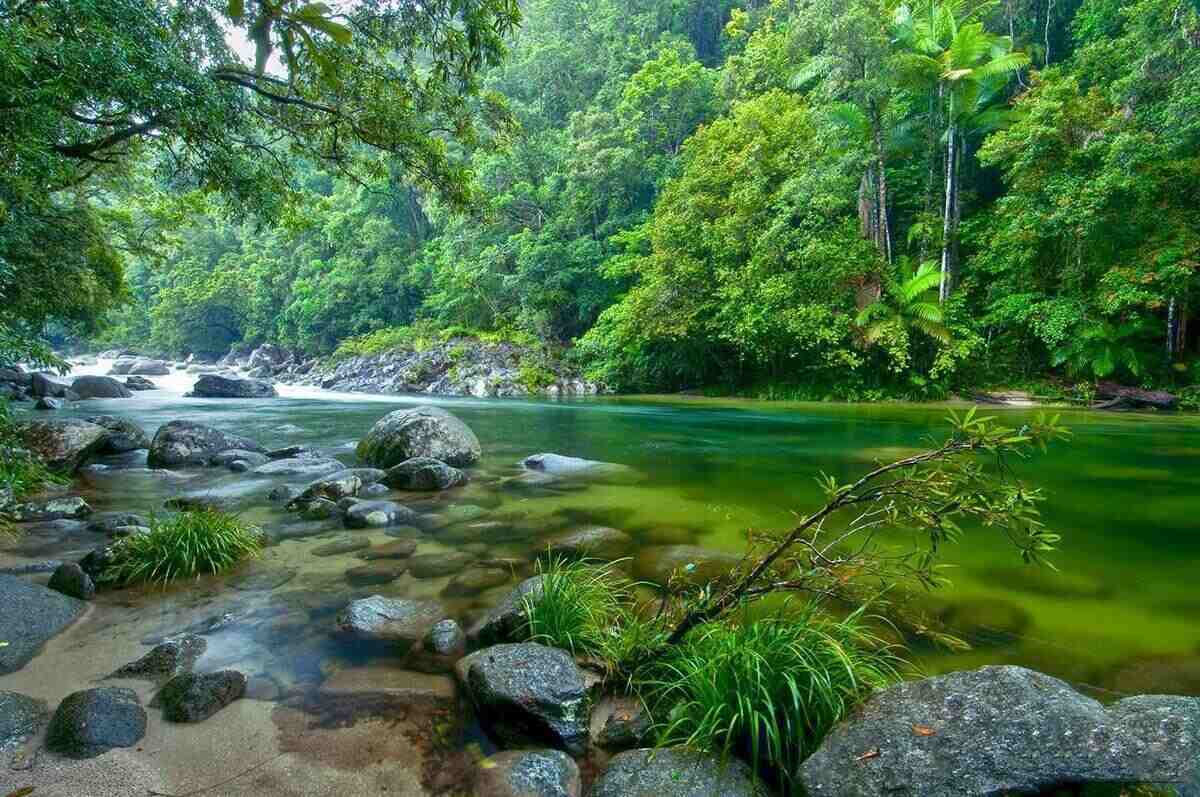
<box><xmin>2</xmin><ymin>361</ymin><xmax>1199</xmax><ymax>792</ymax></box>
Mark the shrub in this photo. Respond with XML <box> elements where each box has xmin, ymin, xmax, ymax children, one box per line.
<box><xmin>101</xmin><ymin>509</ymin><xmax>263</xmax><ymax>587</ymax></box>
<box><xmin>643</xmin><ymin>605</ymin><xmax>902</xmax><ymax>793</ymax></box>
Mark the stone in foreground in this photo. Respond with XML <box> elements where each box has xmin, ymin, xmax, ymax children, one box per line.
<box><xmin>467</xmin><ymin>575</ymin><xmax>544</xmax><ymax>645</ymax></box>
<box><xmin>456</xmin><ymin>642</ymin><xmax>589</xmax><ymax>755</ymax></box>
<box><xmin>800</xmin><ymin>665</ymin><xmax>1200</xmax><ymax>797</ymax></box>
<box><xmin>357</xmin><ymin>405</ymin><xmax>482</xmax><ymax>468</ymax></box>
<box><xmin>17</xmin><ymin>418</ymin><xmax>110</xmax><ymax>471</ymax></box>
<box><xmin>46</xmin><ymin>687</ymin><xmax>147</xmax><ymax>759</ymax></box>
<box><xmin>384</xmin><ymin>456</ymin><xmax>469</xmax><ymax>490</ymax></box>
<box><xmin>147</xmin><ymin>420</ymin><xmax>265</xmax><ymax>468</ymax></box>
<box><xmin>156</xmin><ymin>670</ymin><xmax>247</xmax><ymax>722</ymax></box>
<box><xmin>86</xmin><ymin>415</ymin><xmax>151</xmax><ymax>453</ymax></box>
<box><xmin>0</xmin><ymin>574</ymin><xmax>85</xmax><ymax>675</ymax></box>
<box><xmin>334</xmin><ymin>596</ymin><xmax>447</xmax><ymax>646</ymax></box>
<box><xmin>48</xmin><ymin>562</ymin><xmax>96</xmax><ymax>600</ymax></box>
<box><xmin>111</xmin><ymin>635</ymin><xmax>207</xmax><ymax>684</ymax></box>
<box><xmin>0</xmin><ymin>690</ymin><xmax>48</xmax><ymax>752</ymax></box>
<box><xmin>475</xmin><ymin>749</ymin><xmax>582</xmax><ymax>797</ymax></box>
<box><xmin>591</xmin><ymin>748</ymin><xmax>768</xmax><ymax>797</ymax></box>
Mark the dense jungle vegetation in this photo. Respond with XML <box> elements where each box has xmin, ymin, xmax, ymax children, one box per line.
<box><xmin>2</xmin><ymin>0</ymin><xmax>1198</xmax><ymax>400</ymax></box>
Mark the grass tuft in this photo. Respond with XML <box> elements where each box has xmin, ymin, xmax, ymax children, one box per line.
<box><xmin>101</xmin><ymin>508</ymin><xmax>264</xmax><ymax>587</ymax></box>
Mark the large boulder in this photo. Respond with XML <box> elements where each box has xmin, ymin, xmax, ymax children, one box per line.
<box><xmin>71</xmin><ymin>375</ymin><xmax>133</xmax><ymax>399</ymax></box>
<box><xmin>247</xmin><ymin>343</ymin><xmax>290</xmax><ymax>372</ymax></box>
<box><xmin>85</xmin><ymin>415</ymin><xmax>151</xmax><ymax>453</ymax></box>
<box><xmin>591</xmin><ymin>748</ymin><xmax>768</xmax><ymax>797</ymax></box>
<box><xmin>0</xmin><ymin>576</ymin><xmax>86</xmax><ymax>674</ymax></box>
<box><xmin>127</xmin><ymin>358</ymin><xmax>170</xmax><ymax>376</ymax></box>
<box><xmin>334</xmin><ymin>596</ymin><xmax>447</xmax><ymax>647</ymax></box>
<box><xmin>384</xmin><ymin>456</ymin><xmax>469</xmax><ymax>490</ymax></box>
<box><xmin>46</xmin><ymin>687</ymin><xmax>147</xmax><ymax>758</ymax></box>
<box><xmin>17</xmin><ymin>418</ymin><xmax>110</xmax><ymax>471</ymax></box>
<box><xmin>124</xmin><ymin>375</ymin><xmax>156</xmax><ymax>391</ymax></box>
<box><xmin>468</xmin><ymin>576</ymin><xmax>544</xmax><ymax>645</ymax></box>
<box><xmin>190</xmin><ymin>373</ymin><xmax>278</xmax><ymax>398</ymax></box>
<box><xmin>30</xmin><ymin>371</ymin><xmax>70</xmax><ymax>398</ymax></box>
<box><xmin>456</xmin><ymin>643</ymin><xmax>590</xmax><ymax>755</ymax></box>
<box><xmin>156</xmin><ymin>670</ymin><xmax>246</xmax><ymax>722</ymax></box>
<box><xmin>800</xmin><ymin>665</ymin><xmax>1200</xmax><ymax>797</ymax></box>
<box><xmin>147</xmin><ymin>420</ymin><xmax>265</xmax><ymax>468</ymax></box>
<box><xmin>475</xmin><ymin>749</ymin><xmax>581</xmax><ymax>797</ymax></box>
<box><xmin>357</xmin><ymin>406</ymin><xmax>481</xmax><ymax>469</ymax></box>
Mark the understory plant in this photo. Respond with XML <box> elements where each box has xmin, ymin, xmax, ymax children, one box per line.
<box><xmin>101</xmin><ymin>509</ymin><xmax>264</xmax><ymax>587</ymax></box>
<box><xmin>0</xmin><ymin>400</ymin><xmax>66</xmax><ymax>537</ymax></box>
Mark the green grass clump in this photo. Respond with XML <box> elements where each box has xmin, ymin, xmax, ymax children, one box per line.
<box><xmin>101</xmin><ymin>509</ymin><xmax>263</xmax><ymax>587</ymax></box>
<box><xmin>642</xmin><ymin>605</ymin><xmax>902</xmax><ymax>793</ymax></box>
<box><xmin>524</xmin><ymin>556</ymin><xmax>631</xmax><ymax>656</ymax></box>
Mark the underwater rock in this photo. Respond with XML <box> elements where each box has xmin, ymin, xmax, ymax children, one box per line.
<box><xmin>408</xmin><ymin>551</ymin><xmax>475</xmax><ymax>579</ymax></box>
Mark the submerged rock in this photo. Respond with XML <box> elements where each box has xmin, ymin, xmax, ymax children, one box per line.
<box><xmin>344</xmin><ymin>561</ymin><xmax>406</xmax><ymax>586</ymax></box>
<box><xmin>457</xmin><ymin>643</ymin><xmax>590</xmax><ymax>755</ymax></box>
<box><xmin>475</xmin><ymin>749</ymin><xmax>582</xmax><ymax>797</ymax></box>
<box><xmin>0</xmin><ymin>574</ymin><xmax>85</xmax><ymax>675</ymax></box>
<box><xmin>408</xmin><ymin>551</ymin><xmax>475</xmax><ymax>579</ymax></box>
<box><xmin>521</xmin><ymin>452</ymin><xmax>627</xmax><ymax>477</ymax></box>
<box><xmin>633</xmin><ymin>544</ymin><xmax>742</xmax><ymax>587</ymax></box>
<box><xmin>156</xmin><ymin>670</ymin><xmax>246</xmax><ymax>722</ymax></box>
<box><xmin>357</xmin><ymin>539</ymin><xmax>419</xmax><ymax>560</ymax></box>
<box><xmin>312</xmin><ymin>537</ymin><xmax>370</xmax><ymax>557</ymax></box>
<box><xmin>147</xmin><ymin>420</ymin><xmax>265</xmax><ymax>468</ymax></box>
<box><xmin>190</xmin><ymin>374</ymin><xmax>278</xmax><ymax>398</ymax></box>
<box><xmin>442</xmin><ymin>566</ymin><xmax>512</xmax><ymax>597</ymax></box>
<box><xmin>384</xmin><ymin>456</ymin><xmax>469</xmax><ymax>490</ymax></box>
<box><xmin>334</xmin><ymin>596</ymin><xmax>447</xmax><ymax>646</ymax></box>
<box><xmin>48</xmin><ymin>562</ymin><xmax>96</xmax><ymax>600</ymax></box>
<box><xmin>111</xmin><ymin>635</ymin><xmax>207</xmax><ymax>684</ymax></box>
<box><xmin>8</xmin><ymin>495</ymin><xmax>91</xmax><ymax>522</ymax></box>
<box><xmin>46</xmin><ymin>687</ymin><xmax>147</xmax><ymax>759</ymax></box>
<box><xmin>543</xmin><ymin>526</ymin><xmax>633</xmax><ymax>561</ymax></box>
<box><xmin>799</xmin><ymin>665</ymin><xmax>1200</xmax><ymax>797</ymax></box>
<box><xmin>17</xmin><ymin>418</ymin><xmax>110</xmax><ymax>471</ymax></box>
<box><xmin>357</xmin><ymin>406</ymin><xmax>481</xmax><ymax>469</ymax></box>
<box><xmin>343</xmin><ymin>499</ymin><xmax>419</xmax><ymax>529</ymax></box>
<box><xmin>592</xmin><ymin>748</ymin><xmax>768</xmax><ymax>797</ymax></box>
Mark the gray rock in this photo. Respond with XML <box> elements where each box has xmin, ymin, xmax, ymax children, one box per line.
<box><xmin>289</xmin><ymin>472</ymin><xmax>362</xmax><ymax>506</ymax></box>
<box><xmin>16</xmin><ymin>418</ymin><xmax>110</xmax><ymax>471</ymax></box>
<box><xmin>335</xmin><ymin>596</ymin><xmax>447</xmax><ymax>646</ymax></box>
<box><xmin>85</xmin><ymin>415</ymin><xmax>150</xmax><ymax>453</ymax></box>
<box><xmin>8</xmin><ymin>495</ymin><xmax>91</xmax><ymax>522</ymax></box>
<box><xmin>30</xmin><ymin>371</ymin><xmax>70</xmax><ymax>398</ymax></box>
<box><xmin>0</xmin><ymin>575</ymin><xmax>85</xmax><ymax>674</ymax></box>
<box><xmin>228</xmin><ymin>566</ymin><xmax>297</xmax><ymax>591</ymax></box>
<box><xmin>457</xmin><ymin>643</ymin><xmax>590</xmax><ymax>755</ymax></box>
<box><xmin>35</xmin><ymin>396</ymin><xmax>63</xmax><ymax>410</ymax></box>
<box><xmin>147</xmin><ymin>420</ymin><xmax>265</xmax><ymax>468</ymax></box>
<box><xmin>209</xmin><ymin>448</ymin><xmax>271</xmax><ymax>469</ymax></box>
<box><xmin>543</xmin><ymin>526</ymin><xmax>633</xmax><ymax>561</ymax></box>
<box><xmin>48</xmin><ymin>562</ymin><xmax>96</xmax><ymax>600</ymax></box>
<box><xmin>264</xmin><ymin>444</ymin><xmax>314</xmax><ymax>460</ymax></box>
<box><xmin>46</xmin><ymin>687</ymin><xmax>147</xmax><ymax>758</ymax></box>
<box><xmin>344</xmin><ymin>561</ymin><xmax>406</xmax><ymax>586</ymax></box>
<box><xmin>127</xmin><ymin>358</ymin><xmax>170</xmax><ymax>376</ymax></box>
<box><xmin>800</xmin><ymin>665</ymin><xmax>1200</xmax><ymax>797</ymax></box>
<box><xmin>357</xmin><ymin>539</ymin><xmax>419</xmax><ymax>560</ymax></box>
<box><xmin>361</xmin><ymin>482</ymin><xmax>389</xmax><ymax>497</ymax></box>
<box><xmin>0</xmin><ymin>690</ymin><xmax>48</xmax><ymax>752</ymax></box>
<box><xmin>521</xmin><ymin>452</ymin><xmax>628</xmax><ymax>477</ymax></box>
<box><xmin>344</xmin><ymin>499</ymin><xmax>420</xmax><ymax>529</ymax></box>
<box><xmin>341</xmin><ymin>466</ymin><xmax>387</xmax><ymax>485</ymax></box>
<box><xmin>156</xmin><ymin>670</ymin><xmax>246</xmax><ymax>722</ymax></box>
<box><xmin>111</xmin><ymin>635</ymin><xmax>207</xmax><ymax>683</ymax></box>
<box><xmin>357</xmin><ymin>406</ymin><xmax>481</xmax><ymax>468</ymax></box>
<box><xmin>385</xmin><ymin>456</ymin><xmax>469</xmax><ymax>490</ymax></box>
<box><xmin>312</xmin><ymin>536</ymin><xmax>370</xmax><ymax>557</ymax></box>
<box><xmin>426</xmin><ymin>619</ymin><xmax>467</xmax><ymax>658</ymax></box>
<box><xmin>468</xmin><ymin>576</ymin><xmax>544</xmax><ymax>645</ymax></box>
<box><xmin>124</xmin><ymin>375</ymin><xmax>156</xmax><ymax>391</ymax></box>
<box><xmin>267</xmin><ymin>485</ymin><xmax>300</xmax><ymax>502</ymax></box>
<box><xmin>591</xmin><ymin>748</ymin><xmax>768</xmax><ymax>797</ymax></box>
<box><xmin>475</xmin><ymin>749</ymin><xmax>581</xmax><ymax>797</ymax></box>
<box><xmin>300</xmin><ymin>497</ymin><xmax>339</xmax><ymax>520</ymax></box>
<box><xmin>595</xmin><ymin>696</ymin><xmax>653</xmax><ymax>751</ymax></box>
<box><xmin>252</xmin><ymin>456</ymin><xmax>345</xmax><ymax>478</ymax></box>
<box><xmin>191</xmin><ymin>374</ymin><xmax>278</xmax><ymax>398</ymax></box>
<box><xmin>408</xmin><ymin>551</ymin><xmax>475</xmax><ymax>579</ymax></box>
<box><xmin>442</xmin><ymin>566</ymin><xmax>511</xmax><ymax>597</ymax></box>
<box><xmin>71</xmin><ymin>375</ymin><xmax>133</xmax><ymax>399</ymax></box>
<box><xmin>247</xmin><ymin>343</ymin><xmax>289</xmax><ymax>372</ymax></box>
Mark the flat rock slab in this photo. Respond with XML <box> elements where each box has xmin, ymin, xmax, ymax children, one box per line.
<box><xmin>0</xmin><ymin>574</ymin><xmax>86</xmax><ymax>674</ymax></box>
<box><xmin>252</xmin><ymin>457</ymin><xmax>347</xmax><ymax>478</ymax></box>
<box><xmin>591</xmin><ymin>748</ymin><xmax>768</xmax><ymax>797</ymax></box>
<box><xmin>46</xmin><ymin>687</ymin><xmax>147</xmax><ymax>759</ymax></box>
<box><xmin>344</xmin><ymin>561</ymin><xmax>407</xmax><ymax>586</ymax></box>
<box><xmin>334</xmin><ymin>596</ymin><xmax>447</xmax><ymax>645</ymax></box>
<box><xmin>357</xmin><ymin>539</ymin><xmax>419</xmax><ymax>560</ymax></box>
<box><xmin>800</xmin><ymin>665</ymin><xmax>1200</xmax><ymax>797</ymax></box>
<box><xmin>312</xmin><ymin>537</ymin><xmax>371</xmax><ymax>557</ymax></box>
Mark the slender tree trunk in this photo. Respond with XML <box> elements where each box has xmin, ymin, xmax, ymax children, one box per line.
<box><xmin>1167</xmin><ymin>297</ymin><xmax>1183</xmax><ymax>360</ymax></box>
<box><xmin>873</xmin><ymin>117</ymin><xmax>893</xmax><ymax>265</ymax></box>
<box><xmin>939</xmin><ymin>122</ymin><xmax>958</xmax><ymax>303</ymax></box>
<box><xmin>920</xmin><ymin>88</ymin><xmax>942</xmax><ymax>265</ymax></box>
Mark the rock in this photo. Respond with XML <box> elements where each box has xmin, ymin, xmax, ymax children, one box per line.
<box><xmin>191</xmin><ymin>374</ymin><xmax>278</xmax><ymax>398</ymax></box>
<box><xmin>1094</xmin><ymin>381</ymin><xmax>1178</xmax><ymax>410</ymax></box>
<box><xmin>357</xmin><ymin>539</ymin><xmax>419</xmax><ymax>560</ymax></box>
<box><xmin>592</xmin><ymin>748</ymin><xmax>768</xmax><ymax>797</ymax></box>
<box><xmin>8</xmin><ymin>495</ymin><xmax>91</xmax><ymax>522</ymax></box>
<box><xmin>344</xmin><ymin>499</ymin><xmax>420</xmax><ymax>529</ymax></box>
<box><xmin>30</xmin><ymin>371</ymin><xmax>70</xmax><ymax>398</ymax></box>
<box><xmin>111</xmin><ymin>635</ymin><xmax>207</xmax><ymax>683</ymax></box>
<box><xmin>34</xmin><ymin>396</ymin><xmax>63</xmax><ymax>410</ymax></box>
<box><xmin>543</xmin><ymin>526</ymin><xmax>633</xmax><ymax>561</ymax></box>
<box><xmin>48</xmin><ymin>562</ymin><xmax>96</xmax><ymax>600</ymax></box>
<box><xmin>357</xmin><ymin>406</ymin><xmax>482</xmax><ymax>469</ymax></box>
<box><xmin>71</xmin><ymin>375</ymin><xmax>133</xmax><ymax>399</ymax></box>
<box><xmin>265</xmin><ymin>444</ymin><xmax>314</xmax><ymax>459</ymax></box>
<box><xmin>312</xmin><ymin>536</ymin><xmax>371</xmax><ymax>557</ymax></box>
<box><xmin>147</xmin><ymin>420</ymin><xmax>265</xmax><ymax>468</ymax></box>
<box><xmin>799</xmin><ymin>665</ymin><xmax>1200</xmax><ymax>797</ymax></box>
<box><xmin>46</xmin><ymin>687</ymin><xmax>147</xmax><ymax>758</ymax></box>
<box><xmin>252</xmin><ymin>456</ymin><xmax>345</xmax><ymax>478</ymax></box>
<box><xmin>0</xmin><ymin>690</ymin><xmax>48</xmax><ymax>751</ymax></box>
<box><xmin>522</xmin><ymin>453</ymin><xmax>626</xmax><ymax>477</ymax></box>
<box><xmin>127</xmin><ymin>358</ymin><xmax>171</xmax><ymax>375</ymax></box>
<box><xmin>301</xmin><ymin>498</ymin><xmax>339</xmax><ymax>520</ymax></box>
<box><xmin>343</xmin><ymin>467</ymin><xmax>388</xmax><ymax>485</ymax></box>
<box><xmin>17</xmin><ymin>418</ymin><xmax>110</xmax><ymax>471</ymax></box>
<box><xmin>124</xmin><ymin>375</ymin><xmax>156</xmax><ymax>390</ymax></box>
<box><xmin>344</xmin><ymin>561</ymin><xmax>407</xmax><ymax>586</ymax></box>
<box><xmin>0</xmin><ymin>366</ymin><xmax>31</xmax><ymax>386</ymax></box>
<box><xmin>594</xmin><ymin>695</ymin><xmax>653</xmax><ymax>750</ymax></box>
<box><xmin>468</xmin><ymin>576</ymin><xmax>544</xmax><ymax>645</ymax></box>
<box><xmin>425</xmin><ymin>619</ymin><xmax>467</xmax><ymax>659</ymax></box>
<box><xmin>457</xmin><ymin>643</ymin><xmax>590</xmax><ymax>755</ymax></box>
<box><xmin>475</xmin><ymin>749</ymin><xmax>582</xmax><ymax>797</ymax></box>
<box><xmin>267</xmin><ymin>485</ymin><xmax>300</xmax><ymax>502</ymax></box>
<box><xmin>424</xmin><ymin>503</ymin><xmax>490</xmax><ymax>530</ymax></box>
<box><xmin>247</xmin><ymin>343</ymin><xmax>290</xmax><ymax>372</ymax></box>
<box><xmin>89</xmin><ymin>514</ymin><xmax>148</xmax><ymax>537</ymax></box>
<box><xmin>0</xmin><ymin>575</ymin><xmax>86</xmax><ymax>674</ymax></box>
<box><xmin>156</xmin><ymin>670</ymin><xmax>246</xmax><ymax>722</ymax></box>
<box><xmin>633</xmin><ymin>544</ymin><xmax>742</xmax><ymax>587</ymax></box>
<box><xmin>1102</xmin><ymin>653</ymin><xmax>1200</xmax><ymax>696</ymax></box>
<box><xmin>209</xmin><ymin>448</ymin><xmax>271</xmax><ymax>469</ymax></box>
<box><xmin>334</xmin><ymin>596</ymin><xmax>447</xmax><ymax>646</ymax></box>
<box><xmin>290</xmin><ymin>472</ymin><xmax>362</xmax><ymax>506</ymax></box>
<box><xmin>409</xmin><ymin>551</ymin><xmax>475</xmax><ymax>579</ymax></box>
<box><xmin>443</xmin><ymin>566</ymin><xmax>512</xmax><ymax>597</ymax></box>
<box><xmin>85</xmin><ymin>415</ymin><xmax>150</xmax><ymax>453</ymax></box>
<box><xmin>384</xmin><ymin>456</ymin><xmax>469</xmax><ymax>491</ymax></box>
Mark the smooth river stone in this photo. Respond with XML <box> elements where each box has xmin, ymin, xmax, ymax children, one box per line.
<box><xmin>344</xmin><ymin>562</ymin><xmax>407</xmax><ymax>586</ymax></box>
<box><xmin>357</xmin><ymin>539</ymin><xmax>419</xmax><ymax>560</ymax></box>
<box><xmin>312</xmin><ymin>537</ymin><xmax>371</xmax><ymax>557</ymax></box>
<box><xmin>408</xmin><ymin>552</ymin><xmax>476</xmax><ymax>579</ymax></box>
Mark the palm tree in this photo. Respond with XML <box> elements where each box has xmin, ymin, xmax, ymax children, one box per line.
<box><xmin>855</xmin><ymin>258</ymin><xmax>951</xmax><ymax>345</ymax></box>
<box><xmin>892</xmin><ymin>1</ymin><xmax>1029</xmax><ymax>301</ymax></box>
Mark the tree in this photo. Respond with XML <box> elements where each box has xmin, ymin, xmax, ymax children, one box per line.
<box><xmin>855</xmin><ymin>258</ymin><xmax>951</xmax><ymax>347</ymax></box>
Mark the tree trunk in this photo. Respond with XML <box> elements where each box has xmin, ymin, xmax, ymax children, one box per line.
<box><xmin>939</xmin><ymin>122</ymin><xmax>958</xmax><ymax>303</ymax></box>
<box><xmin>873</xmin><ymin>118</ymin><xmax>893</xmax><ymax>265</ymax></box>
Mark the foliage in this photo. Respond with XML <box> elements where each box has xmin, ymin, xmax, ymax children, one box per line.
<box><xmin>523</xmin><ymin>557</ymin><xmax>637</xmax><ymax>657</ymax></box>
<box><xmin>0</xmin><ymin>402</ymin><xmax>66</xmax><ymax>519</ymax></box>
<box><xmin>101</xmin><ymin>509</ymin><xmax>264</xmax><ymax>587</ymax></box>
<box><xmin>644</xmin><ymin>606</ymin><xmax>901</xmax><ymax>791</ymax></box>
